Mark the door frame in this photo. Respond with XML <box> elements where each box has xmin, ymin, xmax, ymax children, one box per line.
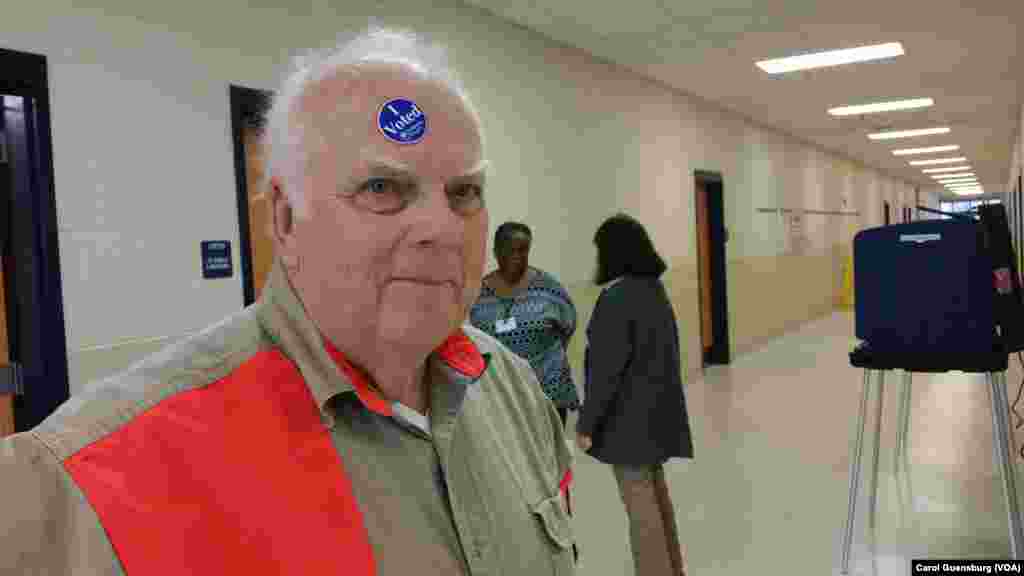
<box><xmin>694</xmin><ymin>170</ymin><xmax>731</xmax><ymax>365</ymax></box>
<box><xmin>229</xmin><ymin>85</ymin><xmax>273</xmax><ymax>307</ymax></box>
<box><xmin>1017</xmin><ymin>173</ymin><xmax>1022</xmax><ymax>273</ymax></box>
<box><xmin>0</xmin><ymin>48</ymin><xmax>69</xmax><ymax>431</ymax></box>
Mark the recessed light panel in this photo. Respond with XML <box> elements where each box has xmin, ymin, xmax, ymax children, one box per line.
<box><xmin>893</xmin><ymin>145</ymin><xmax>959</xmax><ymax>156</ymax></box>
<box><xmin>909</xmin><ymin>157</ymin><xmax>968</xmax><ymax>166</ymax></box>
<box><xmin>829</xmin><ymin>98</ymin><xmax>933</xmax><ymax>116</ymax></box>
<box><xmin>757</xmin><ymin>42</ymin><xmax>904</xmax><ymax>74</ymax></box>
<box><xmin>869</xmin><ymin>127</ymin><xmax>951</xmax><ymax>140</ymax></box>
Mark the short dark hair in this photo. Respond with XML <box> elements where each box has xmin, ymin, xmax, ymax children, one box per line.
<box><xmin>494</xmin><ymin>221</ymin><xmax>532</xmax><ymax>254</ymax></box>
<box><xmin>593</xmin><ymin>213</ymin><xmax>666</xmax><ymax>285</ymax></box>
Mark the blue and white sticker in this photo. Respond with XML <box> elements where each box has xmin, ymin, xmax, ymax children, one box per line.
<box><xmin>378</xmin><ymin>98</ymin><xmax>427</xmax><ymax>144</ymax></box>
<box><xmin>899</xmin><ymin>233</ymin><xmax>941</xmax><ymax>244</ymax></box>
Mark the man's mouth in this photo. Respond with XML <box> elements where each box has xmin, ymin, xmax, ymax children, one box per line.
<box><xmin>391</xmin><ymin>277</ymin><xmax>457</xmax><ymax>287</ymax></box>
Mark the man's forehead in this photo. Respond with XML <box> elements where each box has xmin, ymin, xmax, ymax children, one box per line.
<box><xmin>301</xmin><ymin>64</ymin><xmax>485</xmax><ymax>176</ymax></box>
<box><xmin>356</xmin><ymin>151</ymin><xmax>489</xmax><ymax>178</ymax></box>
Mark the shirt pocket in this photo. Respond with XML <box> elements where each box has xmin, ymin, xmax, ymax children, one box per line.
<box><xmin>529</xmin><ymin>493</ymin><xmax>575</xmax><ymax>574</ymax></box>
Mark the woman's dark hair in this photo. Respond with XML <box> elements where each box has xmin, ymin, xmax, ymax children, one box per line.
<box><xmin>494</xmin><ymin>221</ymin><xmax>532</xmax><ymax>253</ymax></box>
<box><xmin>593</xmin><ymin>213</ymin><xmax>667</xmax><ymax>284</ymax></box>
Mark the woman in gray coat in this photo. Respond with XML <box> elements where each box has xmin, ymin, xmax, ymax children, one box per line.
<box><xmin>576</xmin><ymin>213</ymin><xmax>694</xmax><ymax>576</ymax></box>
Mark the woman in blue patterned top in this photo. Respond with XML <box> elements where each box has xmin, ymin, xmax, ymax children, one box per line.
<box><xmin>470</xmin><ymin>222</ymin><xmax>580</xmax><ymax>427</ymax></box>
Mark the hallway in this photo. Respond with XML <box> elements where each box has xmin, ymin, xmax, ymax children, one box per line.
<box><xmin>569</xmin><ymin>310</ymin><xmax>1016</xmax><ymax>575</ymax></box>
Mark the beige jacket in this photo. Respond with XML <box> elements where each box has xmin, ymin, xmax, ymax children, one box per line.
<box><xmin>0</xmin><ymin>261</ymin><xmax>575</xmax><ymax>575</ymax></box>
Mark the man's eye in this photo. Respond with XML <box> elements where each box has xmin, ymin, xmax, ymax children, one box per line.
<box><xmin>366</xmin><ymin>178</ymin><xmax>396</xmax><ymax>195</ymax></box>
<box><xmin>450</xmin><ymin>184</ymin><xmax>484</xmax><ymax>213</ymax></box>
<box><xmin>354</xmin><ymin>178</ymin><xmax>407</xmax><ymax>213</ymax></box>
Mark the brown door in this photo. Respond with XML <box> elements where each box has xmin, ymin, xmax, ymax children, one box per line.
<box><xmin>243</xmin><ymin>125</ymin><xmax>274</xmax><ymax>300</ymax></box>
<box><xmin>0</xmin><ymin>260</ymin><xmax>13</xmax><ymax>437</ymax></box>
<box><xmin>695</xmin><ymin>180</ymin><xmax>713</xmax><ymax>362</ymax></box>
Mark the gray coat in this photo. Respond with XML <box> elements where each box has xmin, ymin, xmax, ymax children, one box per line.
<box><xmin>577</xmin><ymin>276</ymin><xmax>694</xmax><ymax>466</ymax></box>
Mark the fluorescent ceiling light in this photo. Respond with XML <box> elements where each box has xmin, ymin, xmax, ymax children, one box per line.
<box><xmin>909</xmin><ymin>157</ymin><xmax>968</xmax><ymax>166</ymax></box>
<box><xmin>756</xmin><ymin>42</ymin><xmax>904</xmax><ymax>74</ymax></box>
<box><xmin>922</xmin><ymin>165</ymin><xmax>971</xmax><ymax>173</ymax></box>
<box><xmin>946</xmin><ymin>181</ymin><xmax>981</xmax><ymax>187</ymax></box>
<box><xmin>869</xmin><ymin>127</ymin><xmax>951</xmax><ymax>140</ymax></box>
<box><xmin>893</xmin><ymin>145</ymin><xmax>959</xmax><ymax>156</ymax></box>
<box><xmin>954</xmin><ymin>189</ymin><xmax>984</xmax><ymax>196</ymax></box>
<box><xmin>933</xmin><ymin>173</ymin><xmax>976</xmax><ymax>180</ymax></box>
<box><xmin>946</xmin><ymin>184</ymin><xmax>981</xmax><ymax>190</ymax></box>
<box><xmin>829</xmin><ymin>98</ymin><xmax>933</xmax><ymax>116</ymax></box>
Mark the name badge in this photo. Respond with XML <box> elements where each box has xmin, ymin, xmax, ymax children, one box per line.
<box><xmin>495</xmin><ymin>317</ymin><xmax>518</xmax><ymax>334</ymax></box>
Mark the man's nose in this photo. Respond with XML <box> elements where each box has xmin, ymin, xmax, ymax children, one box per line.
<box><xmin>410</xmin><ymin>186</ymin><xmax>464</xmax><ymax>246</ymax></box>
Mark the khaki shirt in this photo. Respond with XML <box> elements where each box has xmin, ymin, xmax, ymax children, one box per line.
<box><xmin>0</xmin><ymin>262</ymin><xmax>575</xmax><ymax>575</ymax></box>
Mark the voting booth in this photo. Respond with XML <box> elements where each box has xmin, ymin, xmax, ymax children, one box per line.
<box><xmin>841</xmin><ymin>204</ymin><xmax>1024</xmax><ymax>573</ymax></box>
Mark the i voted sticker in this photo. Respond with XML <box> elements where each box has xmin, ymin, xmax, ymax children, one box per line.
<box><xmin>378</xmin><ymin>99</ymin><xmax>427</xmax><ymax>144</ymax></box>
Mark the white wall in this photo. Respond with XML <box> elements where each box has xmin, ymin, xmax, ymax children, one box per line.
<box><xmin>0</xmin><ymin>0</ymin><xmax>918</xmax><ymax>391</ymax></box>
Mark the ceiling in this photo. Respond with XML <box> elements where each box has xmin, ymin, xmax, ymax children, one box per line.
<box><xmin>463</xmin><ymin>0</ymin><xmax>1023</xmax><ymax>199</ymax></box>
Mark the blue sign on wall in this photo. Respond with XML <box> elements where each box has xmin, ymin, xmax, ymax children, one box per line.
<box><xmin>201</xmin><ymin>240</ymin><xmax>233</xmax><ymax>279</ymax></box>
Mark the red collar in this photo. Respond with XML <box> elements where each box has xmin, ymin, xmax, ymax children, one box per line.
<box><xmin>322</xmin><ymin>330</ymin><xmax>487</xmax><ymax>417</ymax></box>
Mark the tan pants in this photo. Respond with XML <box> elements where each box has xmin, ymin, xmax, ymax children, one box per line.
<box><xmin>613</xmin><ymin>464</ymin><xmax>686</xmax><ymax>576</ymax></box>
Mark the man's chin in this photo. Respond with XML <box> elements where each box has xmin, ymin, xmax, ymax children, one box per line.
<box><xmin>377</xmin><ymin>308</ymin><xmax>462</xmax><ymax>351</ymax></box>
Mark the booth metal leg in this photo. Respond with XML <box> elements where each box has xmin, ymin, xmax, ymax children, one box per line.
<box><xmin>988</xmin><ymin>371</ymin><xmax>1023</xmax><ymax>558</ymax></box>
<box><xmin>868</xmin><ymin>371</ymin><xmax>886</xmax><ymax>533</ymax></box>
<box><xmin>841</xmin><ymin>369</ymin><xmax>875</xmax><ymax>575</ymax></box>
<box><xmin>894</xmin><ymin>371</ymin><xmax>913</xmax><ymax>476</ymax></box>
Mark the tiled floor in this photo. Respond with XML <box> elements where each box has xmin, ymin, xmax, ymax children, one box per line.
<box><xmin>567</xmin><ymin>310</ymin><xmax>1022</xmax><ymax>575</ymax></box>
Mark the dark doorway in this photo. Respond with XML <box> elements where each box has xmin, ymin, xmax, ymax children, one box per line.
<box><xmin>884</xmin><ymin>201</ymin><xmax>892</xmax><ymax>225</ymax></box>
<box><xmin>0</xmin><ymin>48</ymin><xmax>69</xmax><ymax>432</ymax></box>
<box><xmin>230</xmin><ymin>85</ymin><xmax>274</xmax><ymax>307</ymax></box>
<box><xmin>694</xmin><ymin>170</ymin><xmax>730</xmax><ymax>366</ymax></box>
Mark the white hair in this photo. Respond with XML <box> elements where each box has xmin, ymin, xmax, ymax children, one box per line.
<box><xmin>262</xmin><ymin>25</ymin><xmax>479</xmax><ymax>218</ymax></box>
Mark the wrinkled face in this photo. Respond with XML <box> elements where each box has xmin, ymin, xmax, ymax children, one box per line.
<box><xmin>496</xmin><ymin>232</ymin><xmax>531</xmax><ymax>279</ymax></box>
<box><xmin>277</xmin><ymin>63</ymin><xmax>488</xmax><ymax>356</ymax></box>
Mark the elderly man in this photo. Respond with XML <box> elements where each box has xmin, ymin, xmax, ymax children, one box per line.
<box><xmin>0</xmin><ymin>27</ymin><xmax>575</xmax><ymax>575</ymax></box>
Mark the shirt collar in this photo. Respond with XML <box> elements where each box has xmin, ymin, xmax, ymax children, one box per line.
<box><xmin>254</xmin><ymin>259</ymin><xmax>494</xmax><ymax>424</ymax></box>
<box><xmin>603</xmin><ymin>275</ymin><xmax>625</xmax><ymax>291</ymax></box>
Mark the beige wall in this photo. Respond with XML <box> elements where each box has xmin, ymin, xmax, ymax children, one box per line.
<box><xmin>1006</xmin><ymin>104</ymin><xmax>1023</xmax><ymax>229</ymax></box>
<box><xmin>0</xmin><ymin>0</ymin><xmax>915</xmax><ymax>393</ymax></box>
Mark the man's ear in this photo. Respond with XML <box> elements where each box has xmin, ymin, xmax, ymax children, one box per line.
<box><xmin>270</xmin><ymin>178</ymin><xmax>299</xmax><ymax>269</ymax></box>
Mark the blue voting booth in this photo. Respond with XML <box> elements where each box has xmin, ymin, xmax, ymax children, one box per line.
<box><xmin>841</xmin><ymin>204</ymin><xmax>1024</xmax><ymax>572</ymax></box>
